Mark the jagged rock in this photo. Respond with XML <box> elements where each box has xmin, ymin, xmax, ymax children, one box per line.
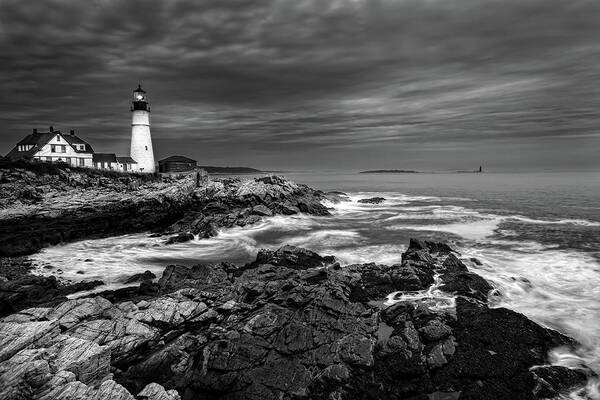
<box><xmin>251</xmin><ymin>204</ymin><xmax>273</xmax><ymax>216</ymax></box>
<box><xmin>0</xmin><ymin>240</ymin><xmax>590</xmax><ymax>400</ymax></box>
<box><xmin>48</xmin><ymin>335</ymin><xmax>111</xmax><ymax>384</ymax></box>
<box><xmin>0</xmin><ymin>320</ymin><xmax>59</xmax><ymax>361</ymax></box>
<box><xmin>419</xmin><ymin>319</ymin><xmax>452</xmax><ymax>342</ymax></box>
<box><xmin>530</xmin><ymin>365</ymin><xmax>589</xmax><ymax>398</ymax></box>
<box><xmin>158</xmin><ymin>264</ymin><xmax>228</xmax><ymax>292</ymax></box>
<box><xmin>0</xmin><ymin>273</ymin><xmax>105</xmax><ymax>317</ymax></box>
<box><xmin>124</xmin><ymin>271</ymin><xmax>157</xmax><ymax>284</ymax></box>
<box><xmin>0</xmin><ymin>164</ymin><xmax>329</xmax><ymax>257</ymax></box>
<box><xmin>407</xmin><ymin>238</ymin><xmax>455</xmax><ymax>255</ymax></box>
<box><xmin>137</xmin><ymin>383</ymin><xmax>181</xmax><ymax>400</ymax></box>
<box><xmin>441</xmin><ymin>254</ymin><xmax>469</xmax><ymax>273</ymax></box>
<box><xmin>47</xmin><ymin>297</ymin><xmax>113</xmax><ymax>329</ymax></box>
<box><xmin>250</xmin><ymin>245</ymin><xmax>336</xmax><ymax>270</ymax></box>
<box><xmin>438</xmin><ymin>271</ymin><xmax>493</xmax><ymax>302</ymax></box>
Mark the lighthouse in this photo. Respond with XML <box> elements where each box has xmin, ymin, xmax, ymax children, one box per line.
<box><xmin>130</xmin><ymin>84</ymin><xmax>156</xmax><ymax>173</ymax></box>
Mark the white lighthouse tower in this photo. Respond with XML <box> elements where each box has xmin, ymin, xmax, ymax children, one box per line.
<box><xmin>130</xmin><ymin>84</ymin><xmax>156</xmax><ymax>173</ymax></box>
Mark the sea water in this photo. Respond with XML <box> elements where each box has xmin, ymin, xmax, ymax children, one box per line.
<box><xmin>30</xmin><ymin>171</ymin><xmax>600</xmax><ymax>393</ymax></box>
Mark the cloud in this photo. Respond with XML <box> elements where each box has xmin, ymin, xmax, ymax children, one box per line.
<box><xmin>0</xmin><ymin>0</ymin><xmax>599</xmax><ymax>170</ymax></box>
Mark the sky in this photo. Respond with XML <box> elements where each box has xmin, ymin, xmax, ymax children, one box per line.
<box><xmin>1</xmin><ymin>0</ymin><xmax>600</xmax><ymax>172</ymax></box>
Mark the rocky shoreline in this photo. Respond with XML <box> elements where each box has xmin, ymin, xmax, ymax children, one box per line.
<box><xmin>0</xmin><ymin>240</ymin><xmax>595</xmax><ymax>400</ymax></box>
<box><xmin>0</xmin><ymin>163</ymin><xmax>596</xmax><ymax>399</ymax></box>
<box><xmin>0</xmin><ymin>162</ymin><xmax>329</xmax><ymax>257</ymax></box>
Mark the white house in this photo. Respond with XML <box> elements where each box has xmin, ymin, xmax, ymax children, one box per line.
<box><xmin>92</xmin><ymin>153</ymin><xmax>118</xmax><ymax>170</ymax></box>
<box><xmin>116</xmin><ymin>156</ymin><xmax>138</xmax><ymax>172</ymax></box>
<box><xmin>92</xmin><ymin>154</ymin><xmax>139</xmax><ymax>172</ymax></box>
<box><xmin>5</xmin><ymin>127</ymin><xmax>94</xmax><ymax>167</ymax></box>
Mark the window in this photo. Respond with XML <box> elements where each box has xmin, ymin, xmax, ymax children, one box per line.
<box><xmin>101</xmin><ymin>162</ymin><xmax>105</xmax><ymax>169</ymax></box>
<box><xmin>65</xmin><ymin>157</ymin><xmax>71</xmax><ymax>164</ymax></box>
<box><xmin>56</xmin><ymin>135</ymin><xmax>60</xmax><ymax>142</ymax></box>
<box><xmin>46</xmin><ymin>157</ymin><xmax>52</xmax><ymax>162</ymax></box>
<box><xmin>79</xmin><ymin>144</ymin><xmax>85</xmax><ymax>151</ymax></box>
<box><xmin>51</xmin><ymin>145</ymin><xmax>56</xmax><ymax>152</ymax></box>
<box><xmin>61</xmin><ymin>145</ymin><xmax>66</xmax><ymax>153</ymax></box>
<box><xmin>145</xmin><ymin>146</ymin><xmax>148</xmax><ymax>150</ymax></box>
<box><xmin>79</xmin><ymin>158</ymin><xmax>84</xmax><ymax>166</ymax></box>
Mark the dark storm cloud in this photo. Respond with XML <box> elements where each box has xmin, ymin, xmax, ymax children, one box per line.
<box><xmin>1</xmin><ymin>0</ymin><xmax>599</xmax><ymax>170</ymax></box>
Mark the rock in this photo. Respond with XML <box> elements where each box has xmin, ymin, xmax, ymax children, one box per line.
<box><xmin>358</xmin><ymin>197</ymin><xmax>386</xmax><ymax>204</ymax></box>
<box><xmin>470</xmin><ymin>257</ymin><xmax>483</xmax><ymax>266</ymax></box>
<box><xmin>165</xmin><ymin>233</ymin><xmax>194</xmax><ymax>245</ymax></box>
<box><xmin>158</xmin><ymin>264</ymin><xmax>228</xmax><ymax>292</ymax></box>
<box><xmin>137</xmin><ymin>382</ymin><xmax>181</xmax><ymax>400</ymax></box>
<box><xmin>441</xmin><ymin>254</ymin><xmax>469</xmax><ymax>273</ymax></box>
<box><xmin>438</xmin><ymin>271</ymin><xmax>493</xmax><ymax>302</ymax></box>
<box><xmin>124</xmin><ymin>270</ymin><xmax>157</xmax><ymax>284</ymax></box>
<box><xmin>47</xmin><ymin>297</ymin><xmax>113</xmax><ymax>329</ymax></box>
<box><xmin>0</xmin><ymin>320</ymin><xmax>59</xmax><ymax>361</ymax></box>
<box><xmin>0</xmin><ymin>240</ymin><xmax>591</xmax><ymax>400</ymax></box>
<box><xmin>530</xmin><ymin>365</ymin><xmax>589</xmax><ymax>398</ymax></box>
<box><xmin>48</xmin><ymin>335</ymin><xmax>111</xmax><ymax>385</ymax></box>
<box><xmin>419</xmin><ymin>319</ymin><xmax>452</xmax><ymax>342</ymax></box>
<box><xmin>249</xmin><ymin>245</ymin><xmax>336</xmax><ymax>270</ymax></box>
<box><xmin>430</xmin><ymin>297</ymin><xmax>579</xmax><ymax>399</ymax></box>
<box><xmin>251</xmin><ymin>204</ymin><xmax>273</xmax><ymax>216</ymax></box>
<box><xmin>407</xmin><ymin>238</ymin><xmax>455</xmax><ymax>255</ymax></box>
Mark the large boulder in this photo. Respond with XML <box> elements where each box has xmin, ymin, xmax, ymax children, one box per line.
<box><xmin>249</xmin><ymin>245</ymin><xmax>336</xmax><ymax>270</ymax></box>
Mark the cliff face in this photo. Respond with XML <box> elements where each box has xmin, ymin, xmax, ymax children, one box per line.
<box><xmin>0</xmin><ymin>240</ymin><xmax>592</xmax><ymax>400</ymax></box>
<box><xmin>0</xmin><ymin>164</ymin><xmax>197</xmax><ymax>256</ymax></box>
<box><xmin>0</xmin><ymin>162</ymin><xmax>328</xmax><ymax>256</ymax></box>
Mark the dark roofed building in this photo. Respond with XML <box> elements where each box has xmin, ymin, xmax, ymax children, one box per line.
<box><xmin>62</xmin><ymin>130</ymin><xmax>94</xmax><ymax>154</ymax></box>
<box><xmin>93</xmin><ymin>153</ymin><xmax>118</xmax><ymax>170</ymax></box>
<box><xmin>158</xmin><ymin>155</ymin><xmax>197</xmax><ymax>173</ymax></box>
<box><xmin>5</xmin><ymin>131</ymin><xmax>56</xmax><ymax>160</ymax></box>
<box><xmin>116</xmin><ymin>156</ymin><xmax>138</xmax><ymax>172</ymax></box>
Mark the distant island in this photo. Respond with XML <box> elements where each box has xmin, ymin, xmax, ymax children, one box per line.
<box><xmin>361</xmin><ymin>166</ymin><xmax>483</xmax><ymax>174</ymax></box>
<box><xmin>198</xmin><ymin>166</ymin><xmax>262</xmax><ymax>174</ymax></box>
<box><xmin>359</xmin><ymin>169</ymin><xmax>420</xmax><ymax>174</ymax></box>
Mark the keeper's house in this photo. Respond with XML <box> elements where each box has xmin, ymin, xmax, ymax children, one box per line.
<box><xmin>5</xmin><ymin>127</ymin><xmax>94</xmax><ymax>167</ymax></box>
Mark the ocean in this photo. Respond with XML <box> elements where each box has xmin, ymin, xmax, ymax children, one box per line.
<box><xmin>31</xmin><ymin>171</ymin><xmax>600</xmax><ymax>386</ymax></box>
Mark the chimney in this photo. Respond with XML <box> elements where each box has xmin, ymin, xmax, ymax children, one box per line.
<box><xmin>33</xmin><ymin>128</ymin><xmax>37</xmax><ymax>134</ymax></box>
<box><xmin>70</xmin><ymin>129</ymin><xmax>75</xmax><ymax>135</ymax></box>
<box><xmin>49</xmin><ymin>126</ymin><xmax>54</xmax><ymax>132</ymax></box>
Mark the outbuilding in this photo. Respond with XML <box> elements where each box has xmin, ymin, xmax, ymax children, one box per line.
<box><xmin>158</xmin><ymin>155</ymin><xmax>197</xmax><ymax>173</ymax></box>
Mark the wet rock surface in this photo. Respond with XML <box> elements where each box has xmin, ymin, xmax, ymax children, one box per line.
<box><xmin>358</xmin><ymin>196</ymin><xmax>386</xmax><ymax>204</ymax></box>
<box><xmin>0</xmin><ymin>163</ymin><xmax>329</xmax><ymax>256</ymax></box>
<box><xmin>0</xmin><ymin>240</ymin><xmax>592</xmax><ymax>400</ymax></box>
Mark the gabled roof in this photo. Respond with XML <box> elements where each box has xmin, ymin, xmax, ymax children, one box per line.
<box><xmin>6</xmin><ymin>130</ymin><xmax>94</xmax><ymax>160</ymax></box>
<box><xmin>62</xmin><ymin>134</ymin><xmax>94</xmax><ymax>153</ymax></box>
<box><xmin>16</xmin><ymin>132</ymin><xmax>56</xmax><ymax>146</ymax></box>
<box><xmin>5</xmin><ymin>132</ymin><xmax>57</xmax><ymax>160</ymax></box>
<box><xmin>93</xmin><ymin>153</ymin><xmax>117</xmax><ymax>163</ymax></box>
<box><xmin>116</xmin><ymin>156</ymin><xmax>137</xmax><ymax>164</ymax></box>
<box><xmin>159</xmin><ymin>155</ymin><xmax>197</xmax><ymax>164</ymax></box>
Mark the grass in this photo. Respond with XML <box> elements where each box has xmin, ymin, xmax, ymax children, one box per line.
<box><xmin>0</xmin><ymin>159</ymin><xmax>161</xmax><ymax>182</ymax></box>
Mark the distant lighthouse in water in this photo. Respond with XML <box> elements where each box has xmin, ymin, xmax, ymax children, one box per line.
<box><xmin>130</xmin><ymin>84</ymin><xmax>155</xmax><ymax>173</ymax></box>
